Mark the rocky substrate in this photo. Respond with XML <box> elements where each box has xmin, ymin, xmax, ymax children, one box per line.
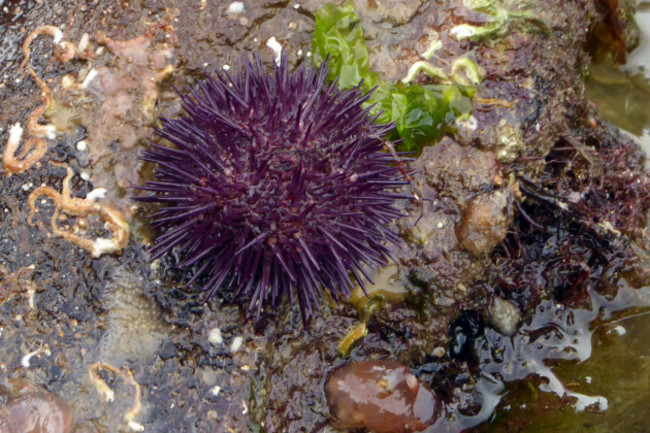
<box><xmin>0</xmin><ymin>0</ymin><xmax>647</xmax><ymax>432</ymax></box>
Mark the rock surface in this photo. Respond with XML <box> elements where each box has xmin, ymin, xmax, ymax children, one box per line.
<box><xmin>0</xmin><ymin>0</ymin><xmax>647</xmax><ymax>432</ymax></box>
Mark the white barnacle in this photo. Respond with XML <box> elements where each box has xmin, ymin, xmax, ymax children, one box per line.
<box><xmin>86</xmin><ymin>188</ymin><xmax>107</xmax><ymax>202</ymax></box>
<box><xmin>227</xmin><ymin>2</ymin><xmax>245</xmax><ymax>14</ymax></box>
<box><xmin>230</xmin><ymin>336</ymin><xmax>244</xmax><ymax>353</ymax></box>
<box><xmin>80</xmin><ymin>68</ymin><xmax>99</xmax><ymax>89</ymax></box>
<box><xmin>449</xmin><ymin>24</ymin><xmax>478</xmax><ymax>40</ymax></box>
<box><xmin>208</xmin><ymin>327</ymin><xmax>223</xmax><ymax>345</ymax></box>
<box><xmin>128</xmin><ymin>421</ymin><xmax>145</xmax><ymax>432</ymax></box>
<box><xmin>266</xmin><ymin>37</ymin><xmax>283</xmax><ymax>66</ymax></box>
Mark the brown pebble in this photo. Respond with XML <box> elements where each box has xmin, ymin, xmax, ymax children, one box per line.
<box><xmin>325</xmin><ymin>359</ymin><xmax>441</xmax><ymax>433</ymax></box>
<box><xmin>0</xmin><ymin>391</ymin><xmax>72</xmax><ymax>433</ymax></box>
<box><xmin>456</xmin><ymin>189</ymin><xmax>511</xmax><ymax>254</ymax></box>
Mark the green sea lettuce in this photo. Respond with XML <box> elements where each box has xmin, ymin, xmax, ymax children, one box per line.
<box><xmin>449</xmin><ymin>0</ymin><xmax>549</xmax><ymax>41</ymax></box>
<box><xmin>313</xmin><ymin>0</ymin><xmax>478</xmax><ymax>151</ymax></box>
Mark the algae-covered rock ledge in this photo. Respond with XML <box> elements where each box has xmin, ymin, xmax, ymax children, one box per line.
<box><xmin>0</xmin><ymin>0</ymin><xmax>648</xmax><ymax>432</ymax></box>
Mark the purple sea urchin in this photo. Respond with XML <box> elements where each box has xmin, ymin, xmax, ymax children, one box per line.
<box><xmin>135</xmin><ymin>54</ymin><xmax>407</xmax><ymax>323</ymax></box>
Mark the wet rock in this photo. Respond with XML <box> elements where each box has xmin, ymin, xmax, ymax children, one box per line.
<box><xmin>487</xmin><ymin>296</ymin><xmax>521</xmax><ymax>336</ymax></box>
<box><xmin>0</xmin><ymin>0</ymin><xmax>648</xmax><ymax>432</ymax></box>
<box><xmin>393</xmin><ymin>137</ymin><xmax>498</xmax><ymax>351</ymax></box>
<box><xmin>456</xmin><ymin>189</ymin><xmax>511</xmax><ymax>254</ymax></box>
<box><xmin>422</xmin><ymin>137</ymin><xmax>500</xmax><ymax>206</ymax></box>
<box><xmin>0</xmin><ymin>391</ymin><xmax>72</xmax><ymax>433</ymax></box>
<box><xmin>325</xmin><ymin>359</ymin><xmax>441</xmax><ymax>433</ymax></box>
<box><xmin>448</xmin><ymin>310</ymin><xmax>484</xmax><ymax>364</ymax></box>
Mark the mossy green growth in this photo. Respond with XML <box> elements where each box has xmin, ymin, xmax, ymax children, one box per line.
<box><xmin>313</xmin><ymin>0</ymin><xmax>478</xmax><ymax>151</ymax></box>
<box><xmin>449</xmin><ymin>0</ymin><xmax>549</xmax><ymax>41</ymax></box>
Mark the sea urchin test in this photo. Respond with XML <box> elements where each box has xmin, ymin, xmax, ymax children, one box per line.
<box><xmin>135</xmin><ymin>54</ymin><xmax>407</xmax><ymax>324</ymax></box>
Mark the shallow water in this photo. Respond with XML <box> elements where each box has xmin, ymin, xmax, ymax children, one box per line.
<box><xmin>586</xmin><ymin>8</ymin><xmax>650</xmax><ymax>161</ymax></box>
<box><xmin>471</xmin><ymin>287</ymin><xmax>650</xmax><ymax>432</ymax></box>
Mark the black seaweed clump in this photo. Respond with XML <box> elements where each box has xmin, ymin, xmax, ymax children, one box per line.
<box><xmin>494</xmin><ymin>125</ymin><xmax>650</xmax><ymax>311</ymax></box>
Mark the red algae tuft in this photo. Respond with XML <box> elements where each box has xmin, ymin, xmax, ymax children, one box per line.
<box><xmin>325</xmin><ymin>359</ymin><xmax>441</xmax><ymax>433</ymax></box>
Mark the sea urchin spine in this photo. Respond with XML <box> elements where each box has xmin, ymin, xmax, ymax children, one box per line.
<box><xmin>135</xmin><ymin>54</ymin><xmax>407</xmax><ymax>324</ymax></box>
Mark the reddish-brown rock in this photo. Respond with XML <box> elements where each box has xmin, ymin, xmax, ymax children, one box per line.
<box><xmin>325</xmin><ymin>360</ymin><xmax>441</xmax><ymax>433</ymax></box>
<box><xmin>0</xmin><ymin>391</ymin><xmax>72</xmax><ymax>433</ymax></box>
